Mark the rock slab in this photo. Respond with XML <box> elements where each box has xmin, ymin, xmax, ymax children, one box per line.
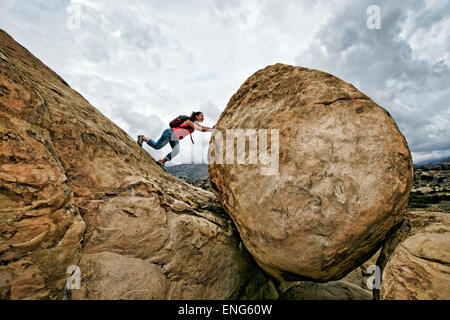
<box><xmin>378</xmin><ymin>210</ymin><xmax>450</xmax><ymax>300</ymax></box>
<box><xmin>0</xmin><ymin>30</ymin><xmax>268</xmax><ymax>300</ymax></box>
<box><xmin>0</xmin><ymin>32</ymin><xmax>85</xmax><ymax>299</ymax></box>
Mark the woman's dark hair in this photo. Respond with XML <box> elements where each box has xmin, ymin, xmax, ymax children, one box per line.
<box><xmin>189</xmin><ymin>111</ymin><xmax>203</xmax><ymax>121</ymax></box>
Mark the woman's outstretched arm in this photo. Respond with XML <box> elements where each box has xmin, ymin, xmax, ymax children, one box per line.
<box><xmin>183</xmin><ymin>120</ymin><xmax>214</xmax><ymax>132</ymax></box>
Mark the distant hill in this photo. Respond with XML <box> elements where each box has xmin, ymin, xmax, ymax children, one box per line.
<box><xmin>414</xmin><ymin>156</ymin><xmax>450</xmax><ymax>166</ymax></box>
<box><xmin>166</xmin><ymin>157</ymin><xmax>450</xmax><ymax>178</ymax></box>
<box><xmin>414</xmin><ymin>157</ymin><xmax>450</xmax><ymax>170</ymax></box>
<box><xmin>166</xmin><ymin>163</ymin><xmax>209</xmax><ymax>180</ymax></box>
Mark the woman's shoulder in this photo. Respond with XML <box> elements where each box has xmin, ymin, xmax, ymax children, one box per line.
<box><xmin>181</xmin><ymin>120</ymin><xmax>194</xmax><ymax>127</ymax></box>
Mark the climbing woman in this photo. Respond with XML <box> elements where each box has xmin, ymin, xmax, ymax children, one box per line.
<box><xmin>137</xmin><ymin>111</ymin><xmax>214</xmax><ymax>169</ymax></box>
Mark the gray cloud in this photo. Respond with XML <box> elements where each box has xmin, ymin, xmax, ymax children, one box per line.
<box><xmin>200</xmin><ymin>99</ymin><xmax>222</xmax><ymax>124</ymax></box>
<box><xmin>296</xmin><ymin>0</ymin><xmax>450</xmax><ymax>163</ymax></box>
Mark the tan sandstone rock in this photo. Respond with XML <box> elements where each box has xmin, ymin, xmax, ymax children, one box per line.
<box><xmin>0</xmin><ymin>30</ymin><xmax>268</xmax><ymax>299</ymax></box>
<box><xmin>0</xmin><ymin>34</ymin><xmax>85</xmax><ymax>300</ymax></box>
<box><xmin>377</xmin><ymin>210</ymin><xmax>450</xmax><ymax>300</ymax></box>
<box><xmin>208</xmin><ymin>63</ymin><xmax>413</xmax><ymax>282</ymax></box>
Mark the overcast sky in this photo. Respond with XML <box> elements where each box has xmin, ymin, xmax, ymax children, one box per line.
<box><xmin>0</xmin><ymin>0</ymin><xmax>449</xmax><ymax>164</ymax></box>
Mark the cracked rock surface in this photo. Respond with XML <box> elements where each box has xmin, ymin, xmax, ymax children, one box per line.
<box><xmin>0</xmin><ymin>31</ymin><xmax>85</xmax><ymax>300</ymax></box>
<box><xmin>209</xmin><ymin>63</ymin><xmax>414</xmax><ymax>282</ymax></box>
<box><xmin>377</xmin><ymin>210</ymin><xmax>450</xmax><ymax>300</ymax></box>
<box><xmin>0</xmin><ymin>30</ymin><xmax>269</xmax><ymax>300</ymax></box>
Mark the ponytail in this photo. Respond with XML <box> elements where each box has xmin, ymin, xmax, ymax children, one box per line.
<box><xmin>189</xmin><ymin>111</ymin><xmax>203</xmax><ymax>121</ymax></box>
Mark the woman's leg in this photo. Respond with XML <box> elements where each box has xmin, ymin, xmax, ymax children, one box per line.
<box><xmin>145</xmin><ymin>129</ymin><xmax>172</xmax><ymax>150</ymax></box>
<box><xmin>164</xmin><ymin>139</ymin><xmax>180</xmax><ymax>162</ymax></box>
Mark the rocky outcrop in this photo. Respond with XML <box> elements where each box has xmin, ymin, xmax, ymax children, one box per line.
<box><xmin>0</xmin><ymin>34</ymin><xmax>85</xmax><ymax>299</ymax></box>
<box><xmin>409</xmin><ymin>168</ymin><xmax>450</xmax><ymax>211</ymax></box>
<box><xmin>376</xmin><ymin>210</ymin><xmax>450</xmax><ymax>300</ymax></box>
<box><xmin>7</xmin><ymin>29</ymin><xmax>443</xmax><ymax>301</ymax></box>
<box><xmin>209</xmin><ymin>63</ymin><xmax>413</xmax><ymax>282</ymax></box>
<box><xmin>0</xmin><ymin>30</ymin><xmax>269</xmax><ymax>299</ymax></box>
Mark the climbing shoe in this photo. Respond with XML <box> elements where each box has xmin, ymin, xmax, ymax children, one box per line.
<box><xmin>156</xmin><ymin>160</ymin><xmax>167</xmax><ymax>172</ymax></box>
<box><xmin>137</xmin><ymin>135</ymin><xmax>144</xmax><ymax>147</ymax></box>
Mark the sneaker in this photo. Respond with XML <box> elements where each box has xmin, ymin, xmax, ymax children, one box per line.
<box><xmin>156</xmin><ymin>160</ymin><xmax>167</xmax><ymax>171</ymax></box>
<box><xmin>137</xmin><ymin>135</ymin><xmax>144</xmax><ymax>147</ymax></box>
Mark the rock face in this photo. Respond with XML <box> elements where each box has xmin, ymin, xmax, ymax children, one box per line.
<box><xmin>377</xmin><ymin>210</ymin><xmax>450</xmax><ymax>300</ymax></box>
<box><xmin>209</xmin><ymin>63</ymin><xmax>413</xmax><ymax>282</ymax></box>
<box><xmin>0</xmin><ymin>30</ymin><xmax>268</xmax><ymax>299</ymax></box>
<box><xmin>279</xmin><ymin>281</ymin><xmax>373</xmax><ymax>300</ymax></box>
<box><xmin>0</xmin><ymin>34</ymin><xmax>85</xmax><ymax>299</ymax></box>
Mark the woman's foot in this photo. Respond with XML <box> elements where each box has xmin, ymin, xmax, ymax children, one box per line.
<box><xmin>137</xmin><ymin>135</ymin><xmax>144</xmax><ymax>147</ymax></box>
<box><xmin>156</xmin><ymin>160</ymin><xmax>167</xmax><ymax>171</ymax></box>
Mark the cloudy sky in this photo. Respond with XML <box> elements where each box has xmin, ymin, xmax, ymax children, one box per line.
<box><xmin>0</xmin><ymin>0</ymin><xmax>449</xmax><ymax>164</ymax></box>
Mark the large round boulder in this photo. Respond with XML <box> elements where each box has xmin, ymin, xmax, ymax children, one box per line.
<box><xmin>208</xmin><ymin>63</ymin><xmax>413</xmax><ymax>282</ymax></box>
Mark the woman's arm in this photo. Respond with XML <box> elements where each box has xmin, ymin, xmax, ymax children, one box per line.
<box><xmin>183</xmin><ymin>120</ymin><xmax>214</xmax><ymax>132</ymax></box>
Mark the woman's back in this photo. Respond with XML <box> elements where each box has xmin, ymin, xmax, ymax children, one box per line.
<box><xmin>172</xmin><ymin>122</ymin><xmax>194</xmax><ymax>140</ymax></box>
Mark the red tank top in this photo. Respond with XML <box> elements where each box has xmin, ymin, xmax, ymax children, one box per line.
<box><xmin>172</xmin><ymin>123</ymin><xmax>194</xmax><ymax>140</ymax></box>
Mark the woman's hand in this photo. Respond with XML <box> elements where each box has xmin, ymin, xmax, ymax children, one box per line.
<box><xmin>202</xmin><ymin>126</ymin><xmax>214</xmax><ymax>132</ymax></box>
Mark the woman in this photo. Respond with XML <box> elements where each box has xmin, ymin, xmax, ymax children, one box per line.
<box><xmin>137</xmin><ymin>111</ymin><xmax>213</xmax><ymax>168</ymax></box>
